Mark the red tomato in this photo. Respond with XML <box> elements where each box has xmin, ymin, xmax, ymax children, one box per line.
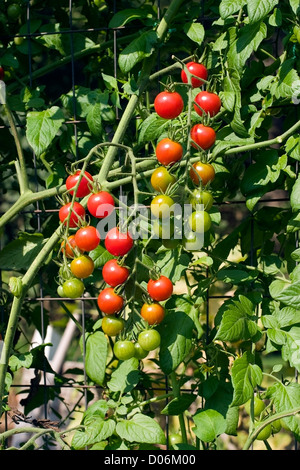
<box><xmin>97</xmin><ymin>287</ymin><xmax>124</xmax><ymax>315</ymax></box>
<box><xmin>0</xmin><ymin>67</ymin><xmax>4</xmax><ymax>81</ymax></box>
<box><xmin>65</xmin><ymin>170</ymin><xmax>93</xmax><ymax>198</ymax></box>
<box><xmin>105</xmin><ymin>227</ymin><xmax>134</xmax><ymax>256</ymax></box>
<box><xmin>61</xmin><ymin>235</ymin><xmax>84</xmax><ymax>258</ymax></box>
<box><xmin>193</xmin><ymin>91</ymin><xmax>221</xmax><ymax>117</ymax></box>
<box><xmin>181</xmin><ymin>61</ymin><xmax>208</xmax><ymax>88</ymax></box>
<box><xmin>190</xmin><ymin>161</ymin><xmax>215</xmax><ymax>186</ymax></box>
<box><xmin>191</xmin><ymin>124</ymin><xmax>216</xmax><ymax>150</ymax></box>
<box><xmin>155</xmin><ymin>138</ymin><xmax>183</xmax><ymax>166</ymax></box>
<box><xmin>87</xmin><ymin>191</ymin><xmax>115</xmax><ymax>218</ymax></box>
<box><xmin>102</xmin><ymin>259</ymin><xmax>129</xmax><ymax>287</ymax></box>
<box><xmin>141</xmin><ymin>302</ymin><xmax>165</xmax><ymax>325</ymax></box>
<box><xmin>154</xmin><ymin>91</ymin><xmax>184</xmax><ymax>119</ymax></box>
<box><xmin>147</xmin><ymin>275</ymin><xmax>173</xmax><ymax>301</ymax></box>
<box><xmin>59</xmin><ymin>202</ymin><xmax>86</xmax><ymax>228</ymax></box>
<box><xmin>74</xmin><ymin>225</ymin><xmax>100</xmax><ymax>251</ymax></box>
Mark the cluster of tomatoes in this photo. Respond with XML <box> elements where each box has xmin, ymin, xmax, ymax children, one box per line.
<box><xmin>150</xmin><ymin>61</ymin><xmax>221</xmax><ymax>242</ymax></box>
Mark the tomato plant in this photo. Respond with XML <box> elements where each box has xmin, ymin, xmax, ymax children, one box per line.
<box><xmin>97</xmin><ymin>287</ymin><xmax>124</xmax><ymax>315</ymax></box>
<box><xmin>155</xmin><ymin>138</ymin><xmax>183</xmax><ymax>166</ymax></box>
<box><xmin>154</xmin><ymin>91</ymin><xmax>184</xmax><ymax>119</ymax></box>
<box><xmin>65</xmin><ymin>170</ymin><xmax>93</xmax><ymax>198</ymax></box>
<box><xmin>1</xmin><ymin>0</ymin><xmax>300</xmax><ymax>454</ymax></box>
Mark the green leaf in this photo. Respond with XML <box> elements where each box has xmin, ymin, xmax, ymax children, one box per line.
<box><xmin>183</xmin><ymin>22</ymin><xmax>205</xmax><ymax>44</ymax></box>
<box><xmin>108</xmin><ymin>8</ymin><xmax>153</xmax><ymax>28</ymax></box>
<box><xmin>86</xmin><ymin>102</ymin><xmax>102</xmax><ymax>137</ymax></box>
<box><xmin>158</xmin><ymin>311</ymin><xmax>194</xmax><ymax>375</ymax></box>
<box><xmin>231</xmin><ymin>352</ymin><xmax>263</xmax><ymax>406</ymax></box>
<box><xmin>266</xmin><ymin>382</ymin><xmax>300</xmax><ymax>438</ymax></box>
<box><xmin>192</xmin><ymin>409</ymin><xmax>227</xmax><ymax>442</ymax></box>
<box><xmin>155</xmin><ymin>248</ymin><xmax>190</xmax><ymax>283</ymax></box>
<box><xmin>89</xmin><ymin>244</ymin><xmax>114</xmax><ymax>268</ymax></box>
<box><xmin>285</xmin><ymin>135</ymin><xmax>300</xmax><ymax>161</ymax></box>
<box><xmin>107</xmin><ymin>357</ymin><xmax>140</xmax><ymax>394</ymax></box>
<box><xmin>217</xmin><ymin>267</ymin><xmax>258</xmax><ymax>284</ymax></box>
<box><xmin>9</xmin><ymin>351</ymin><xmax>33</xmax><ymax>371</ymax></box>
<box><xmin>291</xmin><ymin>176</ymin><xmax>300</xmax><ymax>212</ymax></box>
<box><xmin>215</xmin><ymin>295</ymin><xmax>260</xmax><ymax>342</ymax></box>
<box><xmin>269</xmin><ymin>279</ymin><xmax>300</xmax><ymax>309</ymax></box>
<box><xmin>72</xmin><ymin>418</ymin><xmax>115</xmax><ymax>450</ymax></box>
<box><xmin>118</xmin><ymin>30</ymin><xmax>158</xmax><ymax>74</ymax></box>
<box><xmin>270</xmin><ymin>59</ymin><xmax>300</xmax><ymax>99</ymax></box>
<box><xmin>0</xmin><ymin>232</ymin><xmax>46</xmax><ymax>271</ymax></box>
<box><xmin>26</xmin><ymin>106</ymin><xmax>65</xmax><ymax>157</ymax></box>
<box><xmin>247</xmin><ymin>0</ymin><xmax>279</xmax><ymax>24</ymax></box>
<box><xmin>116</xmin><ymin>414</ymin><xmax>165</xmax><ymax>444</ymax></box>
<box><xmin>219</xmin><ymin>0</ymin><xmax>247</xmax><ymax>19</ymax></box>
<box><xmin>161</xmin><ymin>394</ymin><xmax>196</xmax><ymax>415</ymax></box>
<box><xmin>85</xmin><ymin>331</ymin><xmax>108</xmax><ymax>386</ymax></box>
<box><xmin>138</xmin><ymin>113</ymin><xmax>170</xmax><ymax>143</ymax></box>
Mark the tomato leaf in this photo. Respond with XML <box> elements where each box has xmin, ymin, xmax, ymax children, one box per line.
<box><xmin>72</xmin><ymin>418</ymin><xmax>115</xmax><ymax>450</ymax></box>
<box><xmin>138</xmin><ymin>113</ymin><xmax>169</xmax><ymax>143</ymax></box>
<box><xmin>265</xmin><ymin>382</ymin><xmax>300</xmax><ymax>438</ymax></box>
<box><xmin>161</xmin><ymin>394</ymin><xmax>197</xmax><ymax>415</ymax></box>
<box><xmin>107</xmin><ymin>357</ymin><xmax>140</xmax><ymax>394</ymax></box>
<box><xmin>0</xmin><ymin>232</ymin><xmax>46</xmax><ymax>271</ymax></box>
<box><xmin>116</xmin><ymin>413</ymin><xmax>165</xmax><ymax>444</ymax></box>
<box><xmin>85</xmin><ymin>331</ymin><xmax>108</xmax><ymax>386</ymax></box>
<box><xmin>108</xmin><ymin>8</ymin><xmax>154</xmax><ymax>28</ymax></box>
<box><xmin>247</xmin><ymin>0</ymin><xmax>279</xmax><ymax>24</ymax></box>
<box><xmin>118</xmin><ymin>30</ymin><xmax>158</xmax><ymax>74</ymax></box>
<box><xmin>230</xmin><ymin>352</ymin><xmax>263</xmax><ymax>406</ymax></box>
<box><xmin>219</xmin><ymin>0</ymin><xmax>247</xmax><ymax>19</ymax></box>
<box><xmin>183</xmin><ymin>22</ymin><xmax>205</xmax><ymax>45</ymax></box>
<box><xmin>192</xmin><ymin>409</ymin><xmax>227</xmax><ymax>442</ymax></box>
<box><xmin>26</xmin><ymin>106</ymin><xmax>65</xmax><ymax>157</ymax></box>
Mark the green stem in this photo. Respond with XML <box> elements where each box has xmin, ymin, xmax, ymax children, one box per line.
<box><xmin>170</xmin><ymin>371</ymin><xmax>188</xmax><ymax>443</ymax></box>
<box><xmin>3</xmin><ymin>103</ymin><xmax>30</xmax><ymax>194</ymax></box>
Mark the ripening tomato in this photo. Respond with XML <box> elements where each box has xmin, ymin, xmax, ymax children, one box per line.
<box><xmin>74</xmin><ymin>225</ymin><xmax>100</xmax><ymax>251</ymax></box>
<box><xmin>59</xmin><ymin>202</ymin><xmax>86</xmax><ymax>228</ymax></box>
<box><xmin>155</xmin><ymin>138</ymin><xmax>183</xmax><ymax>166</ymax></box>
<box><xmin>193</xmin><ymin>91</ymin><xmax>222</xmax><ymax>117</ymax></box>
<box><xmin>138</xmin><ymin>329</ymin><xmax>161</xmax><ymax>351</ymax></box>
<box><xmin>62</xmin><ymin>278</ymin><xmax>85</xmax><ymax>298</ymax></box>
<box><xmin>150</xmin><ymin>194</ymin><xmax>175</xmax><ymax>219</ymax></box>
<box><xmin>191</xmin><ymin>124</ymin><xmax>216</xmax><ymax>150</ymax></box>
<box><xmin>101</xmin><ymin>315</ymin><xmax>125</xmax><ymax>336</ymax></box>
<box><xmin>87</xmin><ymin>191</ymin><xmax>115</xmax><ymax>218</ymax></box>
<box><xmin>102</xmin><ymin>259</ymin><xmax>129</xmax><ymax>287</ymax></box>
<box><xmin>188</xmin><ymin>210</ymin><xmax>211</xmax><ymax>233</ymax></box>
<box><xmin>97</xmin><ymin>287</ymin><xmax>124</xmax><ymax>315</ymax></box>
<box><xmin>105</xmin><ymin>227</ymin><xmax>134</xmax><ymax>256</ymax></box>
<box><xmin>113</xmin><ymin>340</ymin><xmax>135</xmax><ymax>361</ymax></box>
<box><xmin>61</xmin><ymin>235</ymin><xmax>84</xmax><ymax>258</ymax></box>
<box><xmin>70</xmin><ymin>254</ymin><xmax>94</xmax><ymax>279</ymax></box>
<box><xmin>154</xmin><ymin>91</ymin><xmax>184</xmax><ymax>119</ymax></box>
<box><xmin>65</xmin><ymin>170</ymin><xmax>93</xmax><ymax>198</ymax></box>
<box><xmin>140</xmin><ymin>302</ymin><xmax>165</xmax><ymax>325</ymax></box>
<box><xmin>189</xmin><ymin>189</ymin><xmax>214</xmax><ymax>211</ymax></box>
<box><xmin>181</xmin><ymin>61</ymin><xmax>208</xmax><ymax>88</ymax></box>
<box><xmin>0</xmin><ymin>67</ymin><xmax>4</xmax><ymax>81</ymax></box>
<box><xmin>190</xmin><ymin>161</ymin><xmax>215</xmax><ymax>186</ymax></box>
<box><xmin>147</xmin><ymin>275</ymin><xmax>173</xmax><ymax>301</ymax></box>
<box><xmin>151</xmin><ymin>167</ymin><xmax>176</xmax><ymax>193</ymax></box>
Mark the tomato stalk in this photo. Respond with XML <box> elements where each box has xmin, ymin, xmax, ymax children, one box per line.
<box><xmin>170</xmin><ymin>371</ymin><xmax>188</xmax><ymax>443</ymax></box>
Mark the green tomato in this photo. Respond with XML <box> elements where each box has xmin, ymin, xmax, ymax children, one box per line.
<box><xmin>162</xmin><ymin>238</ymin><xmax>180</xmax><ymax>250</ymax></box>
<box><xmin>168</xmin><ymin>433</ymin><xmax>182</xmax><ymax>446</ymax></box>
<box><xmin>138</xmin><ymin>329</ymin><xmax>161</xmax><ymax>351</ymax></box>
<box><xmin>14</xmin><ymin>36</ymin><xmax>24</xmax><ymax>46</ymax></box>
<box><xmin>188</xmin><ymin>210</ymin><xmax>211</xmax><ymax>233</ymax></box>
<box><xmin>102</xmin><ymin>315</ymin><xmax>124</xmax><ymax>337</ymax></box>
<box><xmin>256</xmin><ymin>423</ymin><xmax>272</xmax><ymax>441</ymax></box>
<box><xmin>271</xmin><ymin>419</ymin><xmax>282</xmax><ymax>434</ymax></box>
<box><xmin>62</xmin><ymin>278</ymin><xmax>85</xmax><ymax>298</ymax></box>
<box><xmin>113</xmin><ymin>340</ymin><xmax>135</xmax><ymax>361</ymax></box>
<box><xmin>189</xmin><ymin>189</ymin><xmax>214</xmax><ymax>211</ymax></box>
<box><xmin>7</xmin><ymin>4</ymin><xmax>22</xmax><ymax>20</ymax></box>
<box><xmin>244</xmin><ymin>396</ymin><xmax>265</xmax><ymax>417</ymax></box>
<box><xmin>57</xmin><ymin>285</ymin><xmax>65</xmax><ymax>298</ymax></box>
<box><xmin>134</xmin><ymin>342</ymin><xmax>148</xmax><ymax>359</ymax></box>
